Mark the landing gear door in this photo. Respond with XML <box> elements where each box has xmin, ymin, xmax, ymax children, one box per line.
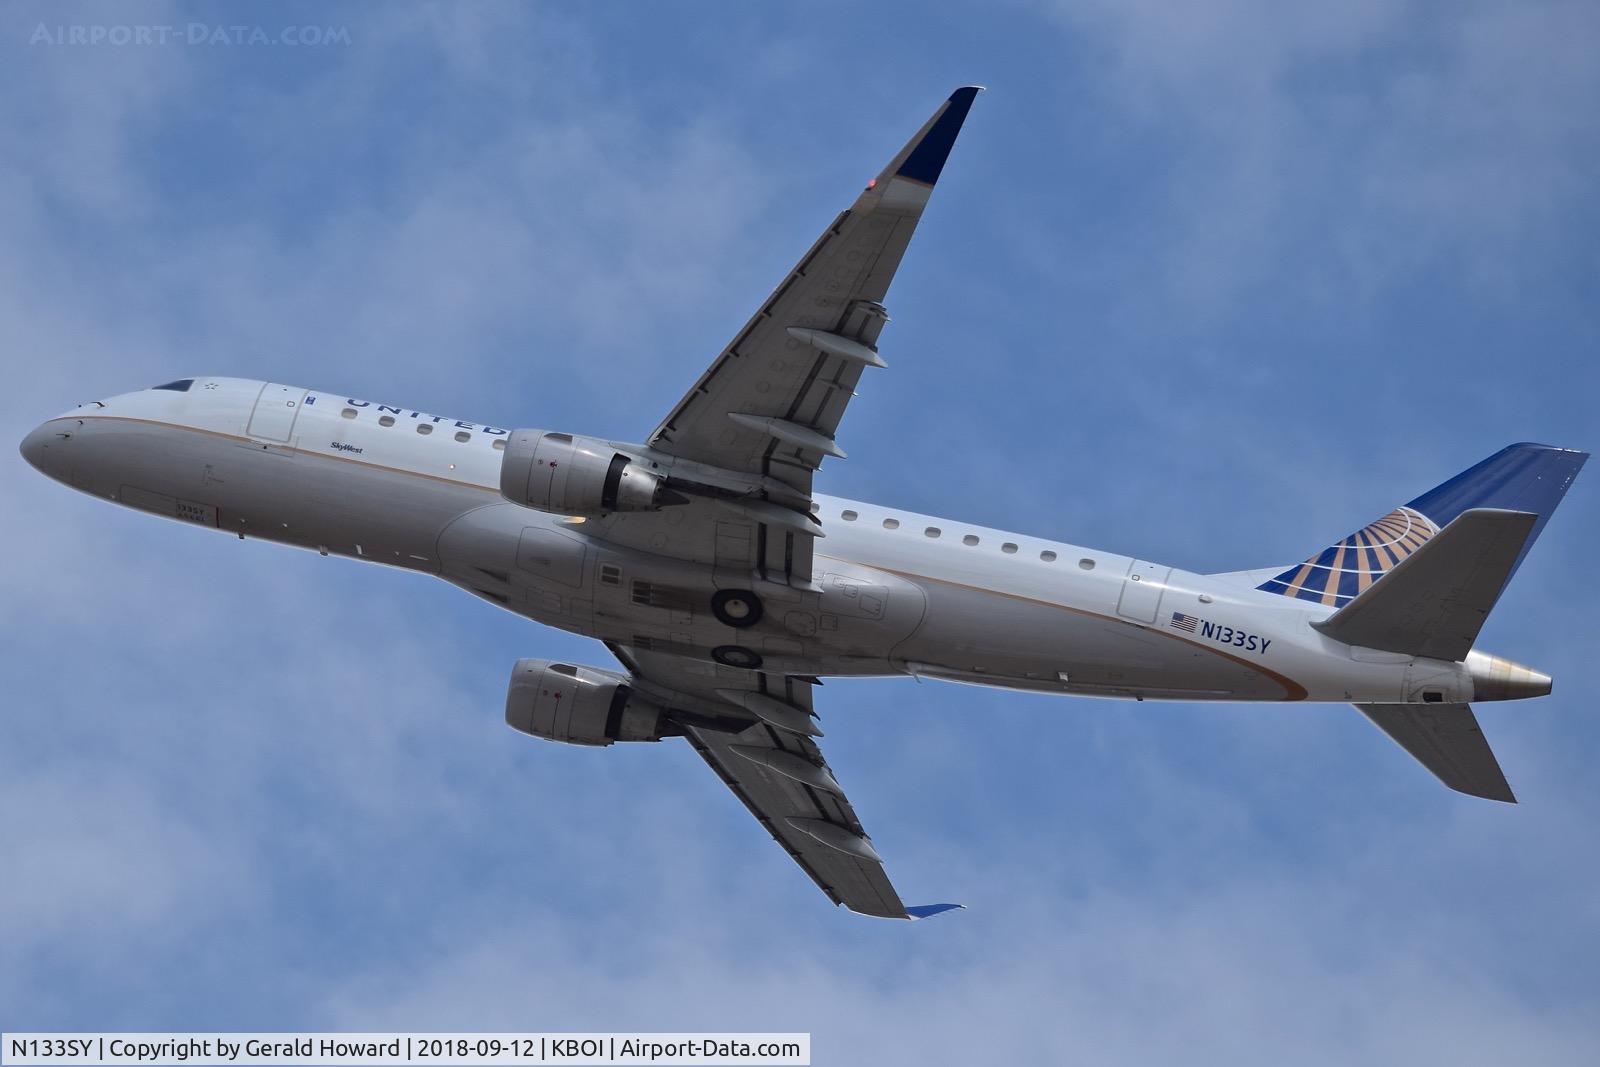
<box><xmin>1116</xmin><ymin>560</ymin><xmax>1172</xmax><ymax>623</ymax></box>
<box><xmin>247</xmin><ymin>383</ymin><xmax>307</xmax><ymax>442</ymax></box>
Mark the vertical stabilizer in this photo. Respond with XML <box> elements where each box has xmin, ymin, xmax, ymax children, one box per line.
<box><xmin>1257</xmin><ymin>443</ymin><xmax>1586</xmax><ymax>608</ymax></box>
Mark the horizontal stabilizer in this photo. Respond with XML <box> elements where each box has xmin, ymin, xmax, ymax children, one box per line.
<box><xmin>1313</xmin><ymin>509</ymin><xmax>1535</xmax><ymax>661</ymax></box>
<box><xmin>1353</xmin><ymin>702</ymin><xmax>1515</xmax><ymax>802</ymax></box>
<box><xmin>905</xmin><ymin>903</ymin><xmax>966</xmax><ymax>921</ymax></box>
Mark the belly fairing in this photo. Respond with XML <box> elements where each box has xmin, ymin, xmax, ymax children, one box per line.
<box><xmin>435</xmin><ymin>504</ymin><xmax>929</xmax><ymax>675</ymax></box>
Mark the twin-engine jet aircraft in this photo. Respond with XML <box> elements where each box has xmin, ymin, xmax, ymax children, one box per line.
<box><xmin>21</xmin><ymin>88</ymin><xmax>1586</xmax><ymax>919</ymax></box>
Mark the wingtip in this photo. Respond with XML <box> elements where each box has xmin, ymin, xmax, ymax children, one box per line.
<box><xmin>905</xmin><ymin>903</ymin><xmax>966</xmax><ymax>921</ymax></box>
<box><xmin>893</xmin><ymin>88</ymin><xmax>982</xmax><ymax>186</ymax></box>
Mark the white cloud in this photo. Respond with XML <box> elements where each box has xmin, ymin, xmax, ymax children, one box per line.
<box><xmin>0</xmin><ymin>770</ymin><xmax>248</xmax><ymax>946</ymax></box>
<box><xmin>0</xmin><ymin>1</ymin><xmax>772</xmax><ymax>433</ymax></box>
<box><xmin>1041</xmin><ymin>0</ymin><xmax>1600</xmax><ymax>314</ymax></box>
<box><xmin>314</xmin><ymin>876</ymin><xmax>1599</xmax><ymax>1065</ymax></box>
<box><xmin>2</xmin><ymin>0</ymin><xmax>191</xmax><ymax>215</ymax></box>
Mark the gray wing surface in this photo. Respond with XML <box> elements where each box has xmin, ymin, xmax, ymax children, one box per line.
<box><xmin>649</xmin><ymin>86</ymin><xmax>981</xmax><ymax>492</ymax></box>
<box><xmin>1353</xmin><ymin>702</ymin><xmax>1516</xmax><ymax>802</ymax></box>
<box><xmin>609</xmin><ymin>642</ymin><xmax>953</xmax><ymax>919</ymax></box>
<box><xmin>587</xmin><ymin>88</ymin><xmax>981</xmax><ymax>590</ymax></box>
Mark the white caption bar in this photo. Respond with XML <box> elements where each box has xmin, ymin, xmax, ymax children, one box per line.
<box><xmin>1</xmin><ymin>1034</ymin><xmax>809</xmax><ymax>1066</ymax></box>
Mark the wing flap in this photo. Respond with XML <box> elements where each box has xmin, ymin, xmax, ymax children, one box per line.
<box><xmin>686</xmin><ymin>721</ymin><xmax>908</xmax><ymax>918</ymax></box>
<box><xmin>1353</xmin><ymin>702</ymin><xmax>1516</xmax><ymax>802</ymax></box>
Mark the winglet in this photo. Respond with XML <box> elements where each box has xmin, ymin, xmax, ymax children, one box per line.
<box><xmin>905</xmin><ymin>903</ymin><xmax>966</xmax><ymax>921</ymax></box>
<box><xmin>873</xmin><ymin>86</ymin><xmax>984</xmax><ymax>191</ymax></box>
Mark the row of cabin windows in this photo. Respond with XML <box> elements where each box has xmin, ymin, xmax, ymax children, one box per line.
<box><xmin>341</xmin><ymin>407</ymin><xmax>507</xmax><ymax>450</ymax></box>
<box><xmin>837</xmin><ymin>509</ymin><xmax>1092</xmax><ymax>569</ymax></box>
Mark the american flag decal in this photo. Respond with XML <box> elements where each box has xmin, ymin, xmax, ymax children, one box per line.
<box><xmin>1170</xmin><ymin>612</ymin><xmax>1199</xmax><ymax>633</ymax></box>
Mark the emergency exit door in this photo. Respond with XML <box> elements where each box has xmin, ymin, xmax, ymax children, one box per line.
<box><xmin>247</xmin><ymin>383</ymin><xmax>307</xmax><ymax>441</ymax></box>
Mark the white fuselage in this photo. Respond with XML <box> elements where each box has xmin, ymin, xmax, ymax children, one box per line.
<box><xmin>21</xmin><ymin>378</ymin><xmax>1500</xmax><ymax>706</ymax></box>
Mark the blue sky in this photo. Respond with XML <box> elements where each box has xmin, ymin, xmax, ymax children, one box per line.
<box><xmin>3</xmin><ymin>1</ymin><xmax>1598</xmax><ymax>1061</ymax></box>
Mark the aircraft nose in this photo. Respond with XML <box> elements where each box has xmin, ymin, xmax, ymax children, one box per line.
<box><xmin>20</xmin><ymin>420</ymin><xmax>71</xmax><ymax>483</ymax></box>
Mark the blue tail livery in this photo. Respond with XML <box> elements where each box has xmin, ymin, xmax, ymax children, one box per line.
<box><xmin>1258</xmin><ymin>443</ymin><xmax>1588</xmax><ymax>608</ymax></box>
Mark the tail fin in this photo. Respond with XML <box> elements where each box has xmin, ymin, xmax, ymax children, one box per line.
<box><xmin>1257</xmin><ymin>443</ymin><xmax>1587</xmax><ymax>609</ymax></box>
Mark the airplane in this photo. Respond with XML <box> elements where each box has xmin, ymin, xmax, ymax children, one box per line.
<box><xmin>19</xmin><ymin>87</ymin><xmax>1587</xmax><ymax>920</ymax></box>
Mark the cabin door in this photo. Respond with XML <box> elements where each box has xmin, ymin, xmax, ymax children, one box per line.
<box><xmin>247</xmin><ymin>383</ymin><xmax>306</xmax><ymax>442</ymax></box>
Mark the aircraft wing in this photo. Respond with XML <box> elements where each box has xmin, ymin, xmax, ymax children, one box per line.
<box><xmin>608</xmin><ymin>642</ymin><xmax>959</xmax><ymax>920</ymax></box>
<box><xmin>649</xmin><ymin>86</ymin><xmax>981</xmax><ymax>489</ymax></box>
<box><xmin>587</xmin><ymin>88</ymin><xmax>981</xmax><ymax>588</ymax></box>
<box><xmin>1353</xmin><ymin>702</ymin><xmax>1516</xmax><ymax>802</ymax></box>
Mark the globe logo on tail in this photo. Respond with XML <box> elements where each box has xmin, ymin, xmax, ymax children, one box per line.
<box><xmin>1258</xmin><ymin>506</ymin><xmax>1439</xmax><ymax>608</ymax></box>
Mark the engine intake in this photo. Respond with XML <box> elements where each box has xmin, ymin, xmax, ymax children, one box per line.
<box><xmin>504</xmin><ymin>659</ymin><xmax>673</xmax><ymax>746</ymax></box>
<box><xmin>500</xmin><ymin>430</ymin><xmax>683</xmax><ymax>515</ymax></box>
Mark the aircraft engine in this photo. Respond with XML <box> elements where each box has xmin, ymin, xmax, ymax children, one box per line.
<box><xmin>500</xmin><ymin>430</ymin><xmax>684</xmax><ymax>515</ymax></box>
<box><xmin>504</xmin><ymin>659</ymin><xmax>674</xmax><ymax>746</ymax></box>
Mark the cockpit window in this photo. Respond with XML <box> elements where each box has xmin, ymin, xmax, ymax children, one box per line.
<box><xmin>152</xmin><ymin>379</ymin><xmax>194</xmax><ymax>392</ymax></box>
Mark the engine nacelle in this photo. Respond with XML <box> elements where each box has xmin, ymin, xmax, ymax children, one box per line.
<box><xmin>504</xmin><ymin>659</ymin><xmax>672</xmax><ymax>746</ymax></box>
<box><xmin>500</xmin><ymin>429</ymin><xmax>678</xmax><ymax>515</ymax></box>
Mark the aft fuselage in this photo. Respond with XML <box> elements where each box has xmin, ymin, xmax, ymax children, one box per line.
<box><xmin>21</xmin><ymin>378</ymin><xmax>1532</xmax><ymax>706</ymax></box>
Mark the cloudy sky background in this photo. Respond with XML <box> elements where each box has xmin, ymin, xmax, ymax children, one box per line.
<box><xmin>3</xmin><ymin>1</ymin><xmax>1597</xmax><ymax>1061</ymax></box>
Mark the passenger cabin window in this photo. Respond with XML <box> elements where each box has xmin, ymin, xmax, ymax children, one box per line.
<box><xmin>1079</xmin><ymin>558</ymin><xmax>1096</xmax><ymax>570</ymax></box>
<box><xmin>492</xmin><ymin>439</ymin><xmax>506</xmax><ymax>451</ymax></box>
<box><xmin>962</xmin><ymin>534</ymin><xmax>980</xmax><ymax>546</ymax></box>
<box><xmin>1001</xmin><ymin>542</ymin><xmax>1018</xmax><ymax>555</ymax></box>
<box><xmin>454</xmin><ymin>431</ymin><xmax>471</xmax><ymax>443</ymax></box>
<box><xmin>1040</xmin><ymin>550</ymin><xmax>1058</xmax><ymax>562</ymax></box>
<box><xmin>924</xmin><ymin>527</ymin><xmax>941</xmax><ymax>538</ymax></box>
<box><xmin>379</xmin><ymin>415</ymin><xmax>396</xmax><ymax>427</ymax></box>
<box><xmin>882</xmin><ymin>517</ymin><xmax>900</xmax><ymax>530</ymax></box>
<box><xmin>841</xmin><ymin>510</ymin><xmax>858</xmax><ymax>521</ymax></box>
<box><xmin>151</xmin><ymin>379</ymin><xmax>194</xmax><ymax>392</ymax></box>
<box><xmin>341</xmin><ymin>408</ymin><xmax>358</xmax><ymax>419</ymax></box>
<box><xmin>417</xmin><ymin>424</ymin><xmax>433</xmax><ymax>435</ymax></box>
